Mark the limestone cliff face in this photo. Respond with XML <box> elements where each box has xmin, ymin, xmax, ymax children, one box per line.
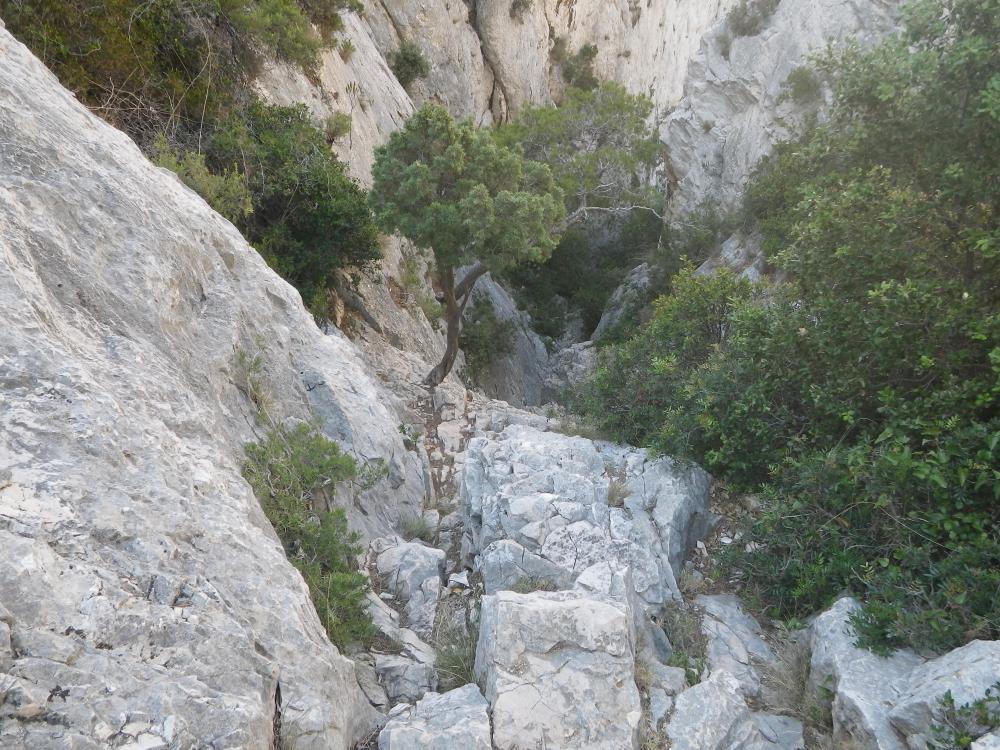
<box><xmin>0</xmin><ymin>27</ymin><xmax>427</xmax><ymax>748</ymax></box>
<box><xmin>663</xmin><ymin>0</ymin><xmax>904</xmax><ymax>219</ymax></box>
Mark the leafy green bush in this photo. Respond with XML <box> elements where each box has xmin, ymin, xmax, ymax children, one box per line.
<box><xmin>461</xmin><ymin>299</ymin><xmax>516</xmax><ymax>382</ymax></box>
<box><xmin>209</xmin><ymin>100</ymin><xmax>380</xmax><ymax>303</ymax></box>
<box><xmin>153</xmin><ymin>137</ymin><xmax>252</xmax><ymax>223</ymax></box>
<box><xmin>390</xmin><ymin>40</ymin><xmax>430</xmax><ymax>88</ymax></box>
<box><xmin>580</xmin><ymin>0</ymin><xmax>1000</xmax><ymax>653</ymax></box>
<box><xmin>325</xmin><ymin>111</ymin><xmax>353</xmax><ymax>141</ymax></box>
<box><xmin>243</xmin><ymin>422</ymin><xmax>375</xmax><ymax>651</ymax></box>
<box><xmin>930</xmin><ymin>682</ymin><xmax>1000</xmax><ymax>749</ymax></box>
<box><xmin>560</xmin><ymin>43</ymin><xmax>600</xmax><ymax>90</ymax></box>
<box><xmin>782</xmin><ymin>65</ymin><xmax>823</xmax><ymax>104</ymax></box>
<box><xmin>2</xmin><ymin>0</ymin><xmax>382</xmax><ymax>307</ymax></box>
<box><xmin>728</xmin><ymin>0</ymin><xmax>781</xmax><ymax>37</ymax></box>
<box><xmin>496</xmin><ymin>84</ymin><xmax>664</xmax><ymax>339</ymax></box>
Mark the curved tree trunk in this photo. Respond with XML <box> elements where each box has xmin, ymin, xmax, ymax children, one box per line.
<box><xmin>424</xmin><ymin>263</ymin><xmax>488</xmax><ymax>388</ymax></box>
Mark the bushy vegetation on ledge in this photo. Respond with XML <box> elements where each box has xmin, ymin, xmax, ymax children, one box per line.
<box><xmin>243</xmin><ymin>423</ymin><xmax>374</xmax><ymax>651</ymax></box>
<box><xmin>577</xmin><ymin>0</ymin><xmax>1000</xmax><ymax>653</ymax></box>
<box><xmin>2</xmin><ymin>0</ymin><xmax>379</xmax><ymax>311</ymax></box>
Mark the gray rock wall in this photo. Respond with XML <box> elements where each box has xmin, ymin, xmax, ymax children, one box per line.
<box><xmin>0</xmin><ymin>28</ymin><xmax>428</xmax><ymax>748</ymax></box>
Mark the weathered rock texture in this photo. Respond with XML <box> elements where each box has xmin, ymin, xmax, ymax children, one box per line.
<box><xmin>808</xmin><ymin>598</ymin><xmax>1000</xmax><ymax>749</ymax></box>
<box><xmin>663</xmin><ymin>0</ymin><xmax>904</xmax><ymax>219</ymax></box>
<box><xmin>475</xmin><ymin>589</ymin><xmax>642</xmax><ymax>750</ymax></box>
<box><xmin>378</xmin><ymin>685</ymin><xmax>492</xmax><ymax>750</ymax></box>
<box><xmin>0</xmin><ymin>28</ymin><xmax>432</xmax><ymax>748</ymax></box>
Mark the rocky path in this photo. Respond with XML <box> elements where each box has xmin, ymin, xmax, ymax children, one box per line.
<box><xmin>361</xmin><ymin>391</ymin><xmax>1000</xmax><ymax>750</ymax></box>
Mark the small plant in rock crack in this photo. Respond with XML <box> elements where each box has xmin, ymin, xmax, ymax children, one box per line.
<box><xmin>660</xmin><ymin>603</ymin><xmax>708</xmax><ymax>686</ymax></box>
<box><xmin>354</xmin><ymin>457</ymin><xmax>390</xmax><ymax>490</ymax></box>
<box><xmin>607</xmin><ymin>478</ymin><xmax>632</xmax><ymax>508</ymax></box>
<box><xmin>431</xmin><ymin>600</ymin><xmax>478</xmax><ymax>691</ymax></box>
<box><xmin>510</xmin><ymin>0</ymin><xmax>532</xmax><ymax>20</ymax></box>
<box><xmin>400</xmin><ymin>513</ymin><xmax>435</xmax><ymax>544</ymax></box>
<box><xmin>511</xmin><ymin>577</ymin><xmax>558</xmax><ymax>594</ymax></box>
<box><xmin>243</xmin><ymin>422</ymin><xmax>375</xmax><ymax>651</ymax></box>
<box><xmin>929</xmin><ymin>682</ymin><xmax>1000</xmax><ymax>749</ymax></box>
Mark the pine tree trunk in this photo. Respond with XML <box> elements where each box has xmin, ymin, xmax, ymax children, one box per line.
<box><xmin>424</xmin><ymin>263</ymin><xmax>488</xmax><ymax>388</ymax></box>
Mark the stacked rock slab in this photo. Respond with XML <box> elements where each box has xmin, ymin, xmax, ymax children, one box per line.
<box><xmin>476</xmin><ymin>588</ymin><xmax>642</xmax><ymax>750</ymax></box>
<box><xmin>377</xmin><ymin>685</ymin><xmax>492</xmax><ymax>750</ymax></box>
<box><xmin>457</xmin><ymin>416</ymin><xmax>712</xmax><ymax>746</ymax></box>
<box><xmin>461</xmin><ymin>422</ymin><xmax>712</xmax><ymax>609</ymax></box>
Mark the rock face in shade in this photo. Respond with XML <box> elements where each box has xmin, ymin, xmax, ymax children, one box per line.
<box><xmin>0</xmin><ymin>27</ymin><xmax>433</xmax><ymax>749</ymax></box>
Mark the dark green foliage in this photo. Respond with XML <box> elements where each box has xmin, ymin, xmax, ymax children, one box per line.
<box><xmin>371</xmin><ymin>104</ymin><xmax>564</xmax><ymax>384</ymax></box>
<box><xmin>728</xmin><ymin>0</ymin><xmax>781</xmax><ymax>37</ymax></box>
<box><xmin>391</xmin><ymin>40</ymin><xmax>431</xmax><ymax>88</ymax></box>
<box><xmin>372</xmin><ymin>105</ymin><xmax>564</xmax><ymax>274</ymax></box>
<box><xmin>930</xmin><ymin>682</ymin><xmax>1000</xmax><ymax>749</ymax></box>
<box><xmin>206</xmin><ymin>101</ymin><xmax>380</xmax><ymax>304</ymax></box>
<box><xmin>559</xmin><ymin>43</ymin><xmax>600</xmax><ymax>90</ymax></box>
<box><xmin>243</xmin><ymin>423</ymin><xmax>375</xmax><ymax>651</ymax></box>
<box><xmin>579</xmin><ymin>0</ymin><xmax>1000</xmax><ymax>652</ymax></box>
<box><xmin>496</xmin><ymin>84</ymin><xmax>664</xmax><ymax>339</ymax></box>
<box><xmin>576</xmin><ymin>266</ymin><xmax>760</xmax><ymax>449</ymax></box>
<box><xmin>782</xmin><ymin>65</ymin><xmax>823</xmax><ymax>104</ymax></box>
<box><xmin>461</xmin><ymin>299</ymin><xmax>516</xmax><ymax>381</ymax></box>
<box><xmin>2</xmin><ymin>0</ymin><xmax>381</xmax><ymax>307</ymax></box>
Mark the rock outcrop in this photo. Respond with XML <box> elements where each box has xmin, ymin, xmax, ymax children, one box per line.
<box><xmin>476</xmin><ymin>588</ymin><xmax>642</xmax><ymax>749</ymax></box>
<box><xmin>662</xmin><ymin>0</ymin><xmax>904</xmax><ymax>219</ymax></box>
<box><xmin>378</xmin><ymin>685</ymin><xmax>492</xmax><ymax>750</ymax></box>
<box><xmin>0</xmin><ymin>27</ymin><xmax>431</xmax><ymax>748</ymax></box>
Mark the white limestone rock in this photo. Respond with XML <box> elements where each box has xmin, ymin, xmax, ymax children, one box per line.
<box><xmin>667</xmin><ymin>670</ymin><xmax>798</xmax><ymax>749</ymax></box>
<box><xmin>464</xmin><ymin>273</ymin><xmax>550</xmax><ymax>408</ymax></box>
<box><xmin>696</xmin><ymin>593</ymin><xmax>775</xmax><ymax>698</ymax></box>
<box><xmin>461</xmin><ymin>423</ymin><xmax>711</xmax><ymax>610</ymax></box>
<box><xmin>889</xmin><ymin>640</ymin><xmax>1000</xmax><ymax>747</ymax></box>
<box><xmin>475</xmin><ymin>589</ymin><xmax>641</xmax><ymax>750</ymax></box>
<box><xmin>593</xmin><ymin>263</ymin><xmax>652</xmax><ymax>341</ymax></box>
<box><xmin>377</xmin><ymin>684</ymin><xmax>491</xmax><ymax>750</ymax></box>
<box><xmin>663</xmin><ymin>0</ymin><xmax>904</xmax><ymax>219</ymax></box>
<box><xmin>0</xmin><ymin>28</ymin><xmax>426</xmax><ymax>748</ymax></box>
<box><xmin>374</xmin><ymin>654</ymin><xmax>437</xmax><ymax>706</ymax></box>
<box><xmin>375</xmin><ymin>539</ymin><xmax>447</xmax><ymax>637</ymax></box>
<box><xmin>808</xmin><ymin>598</ymin><xmax>924</xmax><ymax>750</ymax></box>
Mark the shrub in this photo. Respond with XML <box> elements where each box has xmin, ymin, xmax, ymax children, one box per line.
<box><xmin>728</xmin><ymin>0</ymin><xmax>781</xmax><ymax>38</ymax></box>
<box><xmin>579</xmin><ymin>0</ymin><xmax>1000</xmax><ymax>653</ymax></box>
<box><xmin>338</xmin><ymin>38</ymin><xmax>356</xmax><ymax>61</ymax></box>
<box><xmin>324</xmin><ymin>110</ymin><xmax>353</xmax><ymax>141</ymax></box>
<box><xmin>210</xmin><ymin>99</ymin><xmax>381</xmax><ymax>303</ymax></box>
<box><xmin>460</xmin><ymin>299</ymin><xmax>516</xmax><ymax>382</ymax></box>
<box><xmin>243</xmin><ymin>423</ymin><xmax>375</xmax><ymax>651</ymax></box>
<box><xmin>3</xmin><ymin>0</ymin><xmax>383</xmax><ymax>307</ymax></box>
<box><xmin>401</xmin><ymin>514</ymin><xmax>435</xmax><ymax>543</ymax></box>
<box><xmin>560</xmin><ymin>43</ymin><xmax>600</xmax><ymax>90</ymax></box>
<box><xmin>782</xmin><ymin>65</ymin><xmax>823</xmax><ymax>104</ymax></box>
<box><xmin>431</xmin><ymin>601</ymin><xmax>478</xmax><ymax>691</ymax></box>
<box><xmin>660</xmin><ymin>604</ymin><xmax>707</xmax><ymax>685</ymax></box>
<box><xmin>390</xmin><ymin>40</ymin><xmax>430</xmax><ymax>88</ymax></box>
<box><xmin>153</xmin><ymin>138</ymin><xmax>252</xmax><ymax>223</ymax></box>
<box><xmin>510</xmin><ymin>0</ymin><xmax>532</xmax><ymax>20</ymax></box>
<box><xmin>930</xmin><ymin>682</ymin><xmax>1000</xmax><ymax>749</ymax></box>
